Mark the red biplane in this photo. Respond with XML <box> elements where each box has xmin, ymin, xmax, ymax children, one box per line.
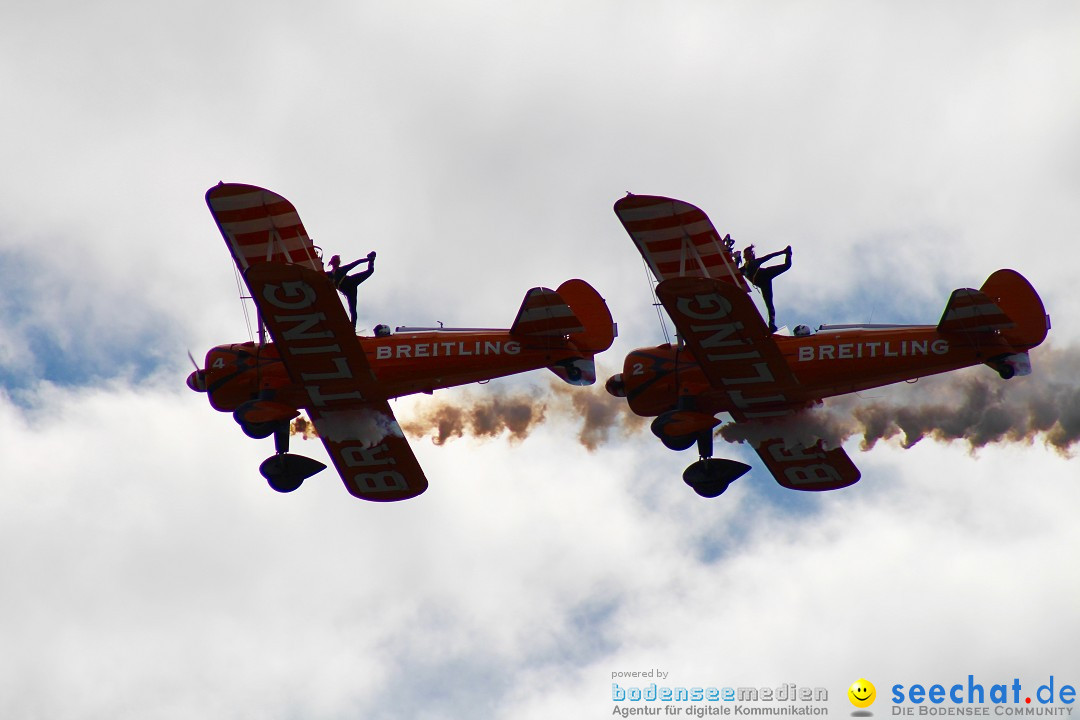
<box><xmin>605</xmin><ymin>194</ymin><xmax>1050</xmax><ymax>498</ymax></box>
<box><xmin>188</xmin><ymin>183</ymin><xmax>615</xmax><ymax>501</ymax></box>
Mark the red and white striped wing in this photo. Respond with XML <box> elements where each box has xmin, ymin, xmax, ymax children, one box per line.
<box><xmin>206</xmin><ymin>183</ymin><xmax>323</xmax><ymax>272</ymax></box>
<box><xmin>614</xmin><ymin>194</ymin><xmax>749</xmax><ymax>289</ymax></box>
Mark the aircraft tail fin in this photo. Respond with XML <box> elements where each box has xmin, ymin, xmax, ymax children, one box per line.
<box><xmin>544</xmin><ymin>279</ymin><xmax>617</xmax><ymax>386</ymax></box>
<box><xmin>509</xmin><ymin>280</ymin><xmax>615</xmax><ymax>386</ymax></box>
<box><xmin>507</xmin><ymin>280</ymin><xmax>616</xmax><ymax>350</ymax></box>
<box><xmin>509</xmin><ymin>287</ymin><xmax>585</xmax><ymax>340</ymax></box>
<box><xmin>936</xmin><ymin>269</ymin><xmax>1049</xmax><ymax>351</ymax></box>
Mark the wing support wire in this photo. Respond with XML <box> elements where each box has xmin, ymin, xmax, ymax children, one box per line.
<box><xmin>224</xmin><ymin>229</ymin><xmax>266</xmax><ymax>344</ymax></box>
<box><xmin>643</xmin><ymin>258</ymin><xmax>672</xmax><ymax>345</ymax></box>
<box><xmin>233</xmin><ymin>264</ymin><xmax>256</xmax><ymax>343</ymax></box>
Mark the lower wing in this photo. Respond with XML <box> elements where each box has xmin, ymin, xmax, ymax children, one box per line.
<box><xmin>751</xmin><ymin>436</ymin><xmax>861</xmax><ymax>492</ymax></box>
<box><xmin>310</xmin><ymin>400</ymin><xmax>428</xmax><ymax>502</ymax></box>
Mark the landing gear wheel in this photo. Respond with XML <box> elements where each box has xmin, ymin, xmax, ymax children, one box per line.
<box><xmin>240</xmin><ymin>420</ymin><xmax>275</xmax><ymax>439</ymax></box>
<box><xmin>260</xmin><ymin>453</ymin><xmax>327</xmax><ymax>493</ymax></box>
<box><xmin>682</xmin><ymin>458</ymin><xmax>752</xmax><ymax>498</ymax></box>
<box><xmin>659</xmin><ymin>432</ymin><xmax>697</xmax><ymax>451</ymax></box>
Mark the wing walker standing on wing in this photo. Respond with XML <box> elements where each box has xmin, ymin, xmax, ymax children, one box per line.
<box><xmin>740</xmin><ymin>243</ymin><xmax>792</xmax><ymax>333</ymax></box>
<box><xmin>327</xmin><ymin>251</ymin><xmax>376</xmax><ymax>329</ymax></box>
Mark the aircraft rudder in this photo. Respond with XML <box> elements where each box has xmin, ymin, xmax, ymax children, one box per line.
<box><xmin>980</xmin><ymin>269</ymin><xmax>1050</xmax><ymax>349</ymax></box>
<box><xmin>556</xmin><ymin>278</ymin><xmax>617</xmax><ymax>354</ymax></box>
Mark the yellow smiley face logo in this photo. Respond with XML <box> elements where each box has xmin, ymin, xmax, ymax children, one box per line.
<box><xmin>848</xmin><ymin>679</ymin><xmax>876</xmax><ymax>708</ymax></box>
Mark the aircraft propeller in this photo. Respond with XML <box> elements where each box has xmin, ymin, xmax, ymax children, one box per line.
<box><xmin>186</xmin><ymin>350</ymin><xmax>207</xmax><ymax>392</ymax></box>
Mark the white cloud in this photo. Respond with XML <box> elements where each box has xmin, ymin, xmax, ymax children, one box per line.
<box><xmin>3</xmin><ymin>382</ymin><xmax>1076</xmax><ymax>718</ymax></box>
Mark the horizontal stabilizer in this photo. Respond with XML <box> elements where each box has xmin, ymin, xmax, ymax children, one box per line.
<box><xmin>548</xmin><ymin>357</ymin><xmax>596</xmax><ymax>386</ymax></box>
<box><xmin>510</xmin><ymin>287</ymin><xmax>585</xmax><ymax>339</ymax></box>
<box><xmin>937</xmin><ymin>288</ymin><xmax>1015</xmax><ymax>334</ymax></box>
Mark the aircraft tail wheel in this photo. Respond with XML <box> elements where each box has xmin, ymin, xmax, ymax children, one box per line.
<box><xmin>682</xmin><ymin>458</ymin><xmax>752</xmax><ymax>498</ymax></box>
<box><xmin>260</xmin><ymin>453</ymin><xmax>327</xmax><ymax>493</ymax></box>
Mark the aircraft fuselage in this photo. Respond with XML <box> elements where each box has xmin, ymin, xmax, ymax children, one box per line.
<box><xmin>199</xmin><ymin>329</ymin><xmax>590</xmax><ymax>414</ymax></box>
<box><xmin>617</xmin><ymin>325</ymin><xmax>1032</xmax><ymax>420</ymax></box>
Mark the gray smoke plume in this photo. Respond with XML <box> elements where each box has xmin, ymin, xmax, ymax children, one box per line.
<box><xmin>399</xmin><ymin>380</ymin><xmax>646</xmax><ymax>450</ymax></box>
<box><xmin>399</xmin><ymin>392</ymin><xmax>547</xmax><ymax>445</ymax></box>
<box><xmin>720</xmin><ymin>345</ymin><xmax>1080</xmax><ymax>455</ymax></box>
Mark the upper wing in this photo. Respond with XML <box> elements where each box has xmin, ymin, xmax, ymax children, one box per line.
<box><xmin>243</xmin><ymin>261</ymin><xmax>428</xmax><ymax>501</ymax></box>
<box><xmin>206</xmin><ymin>182</ymin><xmax>324</xmax><ymax>272</ymax></box>
<box><xmin>655</xmin><ymin>275</ymin><xmax>799</xmax><ymax>420</ymax></box>
<box><xmin>748</xmin><ymin>436</ymin><xmax>861</xmax><ymax>492</ymax></box>
<box><xmin>614</xmin><ymin>194</ymin><xmax>750</xmax><ymax>288</ymax></box>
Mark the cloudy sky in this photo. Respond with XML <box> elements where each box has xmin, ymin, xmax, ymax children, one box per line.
<box><xmin>2</xmin><ymin>1</ymin><xmax>1078</xmax><ymax>718</ymax></box>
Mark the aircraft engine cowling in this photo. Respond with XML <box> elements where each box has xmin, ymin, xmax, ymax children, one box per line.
<box><xmin>202</xmin><ymin>343</ymin><xmax>289</xmax><ymax>413</ymax></box>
